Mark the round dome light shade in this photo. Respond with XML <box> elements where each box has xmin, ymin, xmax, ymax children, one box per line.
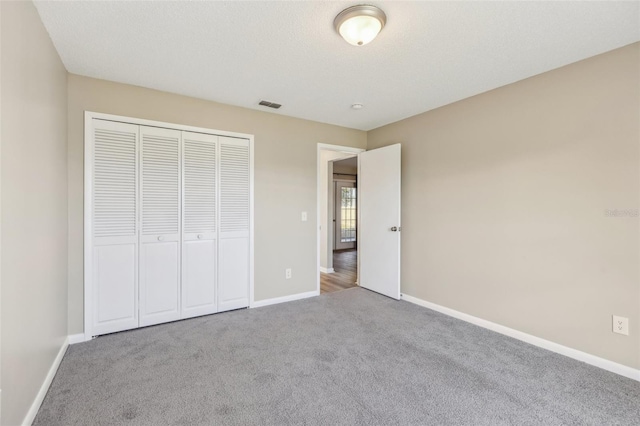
<box><xmin>334</xmin><ymin>5</ymin><xmax>386</xmax><ymax>46</ymax></box>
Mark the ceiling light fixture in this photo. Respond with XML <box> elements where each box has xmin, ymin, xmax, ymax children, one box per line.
<box><xmin>351</xmin><ymin>103</ymin><xmax>364</xmax><ymax>110</ymax></box>
<box><xmin>334</xmin><ymin>5</ymin><xmax>386</xmax><ymax>46</ymax></box>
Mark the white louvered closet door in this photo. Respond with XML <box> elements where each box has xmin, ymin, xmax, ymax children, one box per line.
<box><xmin>181</xmin><ymin>131</ymin><xmax>218</xmax><ymax>319</ymax></box>
<box><xmin>91</xmin><ymin>119</ymin><xmax>140</xmax><ymax>336</ymax></box>
<box><xmin>218</xmin><ymin>137</ymin><xmax>250</xmax><ymax>312</ymax></box>
<box><xmin>139</xmin><ymin>126</ymin><xmax>181</xmax><ymax>327</ymax></box>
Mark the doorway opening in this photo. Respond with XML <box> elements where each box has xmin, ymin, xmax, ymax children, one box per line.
<box><xmin>317</xmin><ymin>144</ymin><xmax>365</xmax><ymax>295</ymax></box>
<box><xmin>324</xmin><ymin>157</ymin><xmax>358</xmax><ymax>293</ymax></box>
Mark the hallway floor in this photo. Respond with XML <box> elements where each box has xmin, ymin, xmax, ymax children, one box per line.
<box><xmin>320</xmin><ymin>249</ymin><xmax>357</xmax><ymax>294</ymax></box>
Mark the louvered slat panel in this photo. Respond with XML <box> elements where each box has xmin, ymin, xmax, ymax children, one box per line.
<box><xmin>220</xmin><ymin>142</ymin><xmax>249</xmax><ymax>233</ymax></box>
<box><xmin>142</xmin><ymin>130</ymin><xmax>180</xmax><ymax>235</ymax></box>
<box><xmin>184</xmin><ymin>136</ymin><xmax>217</xmax><ymax>233</ymax></box>
<box><xmin>93</xmin><ymin>127</ymin><xmax>137</xmax><ymax>238</ymax></box>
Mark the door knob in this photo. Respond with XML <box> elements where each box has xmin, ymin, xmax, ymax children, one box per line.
<box><xmin>157</xmin><ymin>236</ymin><xmax>164</xmax><ymax>241</ymax></box>
<box><xmin>197</xmin><ymin>234</ymin><xmax>203</xmax><ymax>239</ymax></box>
<box><xmin>390</xmin><ymin>226</ymin><xmax>398</xmax><ymax>232</ymax></box>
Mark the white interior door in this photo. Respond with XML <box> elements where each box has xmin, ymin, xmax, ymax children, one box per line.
<box><xmin>358</xmin><ymin>144</ymin><xmax>401</xmax><ymax>299</ymax></box>
<box><xmin>335</xmin><ymin>181</ymin><xmax>357</xmax><ymax>250</ymax></box>
<box><xmin>139</xmin><ymin>126</ymin><xmax>181</xmax><ymax>327</ymax></box>
<box><xmin>182</xmin><ymin>131</ymin><xmax>218</xmax><ymax>319</ymax></box>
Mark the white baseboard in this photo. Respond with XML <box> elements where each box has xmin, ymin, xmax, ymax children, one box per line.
<box><xmin>400</xmin><ymin>293</ymin><xmax>640</xmax><ymax>382</ymax></box>
<box><xmin>251</xmin><ymin>290</ymin><xmax>319</xmax><ymax>308</ymax></box>
<box><xmin>319</xmin><ymin>267</ymin><xmax>335</xmax><ymax>274</ymax></box>
<box><xmin>68</xmin><ymin>334</ymin><xmax>85</xmax><ymax>345</ymax></box>
<box><xmin>22</xmin><ymin>337</ymin><xmax>69</xmax><ymax>425</ymax></box>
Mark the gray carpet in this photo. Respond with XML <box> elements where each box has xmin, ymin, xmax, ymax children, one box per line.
<box><xmin>35</xmin><ymin>288</ymin><xmax>640</xmax><ymax>425</ymax></box>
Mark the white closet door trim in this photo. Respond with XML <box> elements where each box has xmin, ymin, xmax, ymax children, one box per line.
<box><xmin>84</xmin><ymin>111</ymin><xmax>254</xmax><ymax>341</ymax></box>
<box><xmin>85</xmin><ymin>118</ymin><xmax>92</xmax><ymax>341</ymax></box>
<box><xmin>86</xmin><ymin>112</ymin><xmax>253</xmax><ymax>140</ymax></box>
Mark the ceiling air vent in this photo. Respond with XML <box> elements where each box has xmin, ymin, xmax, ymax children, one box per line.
<box><xmin>258</xmin><ymin>100</ymin><xmax>282</xmax><ymax>109</ymax></box>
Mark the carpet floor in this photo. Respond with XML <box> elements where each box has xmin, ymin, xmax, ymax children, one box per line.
<box><xmin>35</xmin><ymin>288</ymin><xmax>640</xmax><ymax>425</ymax></box>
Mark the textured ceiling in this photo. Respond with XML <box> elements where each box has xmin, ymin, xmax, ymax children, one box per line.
<box><xmin>34</xmin><ymin>1</ymin><xmax>640</xmax><ymax>131</ymax></box>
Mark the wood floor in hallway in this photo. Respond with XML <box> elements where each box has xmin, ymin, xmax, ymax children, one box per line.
<box><xmin>320</xmin><ymin>249</ymin><xmax>357</xmax><ymax>294</ymax></box>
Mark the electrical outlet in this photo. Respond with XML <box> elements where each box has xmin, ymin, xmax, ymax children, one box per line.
<box><xmin>285</xmin><ymin>268</ymin><xmax>292</xmax><ymax>279</ymax></box>
<box><xmin>612</xmin><ymin>315</ymin><xmax>629</xmax><ymax>336</ymax></box>
<box><xmin>301</xmin><ymin>211</ymin><xmax>308</xmax><ymax>222</ymax></box>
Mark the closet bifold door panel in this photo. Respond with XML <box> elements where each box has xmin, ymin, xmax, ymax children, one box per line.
<box><xmin>181</xmin><ymin>131</ymin><xmax>218</xmax><ymax>319</ymax></box>
<box><xmin>139</xmin><ymin>126</ymin><xmax>181</xmax><ymax>327</ymax></box>
<box><xmin>218</xmin><ymin>137</ymin><xmax>250</xmax><ymax>312</ymax></box>
<box><xmin>91</xmin><ymin>119</ymin><xmax>140</xmax><ymax>336</ymax></box>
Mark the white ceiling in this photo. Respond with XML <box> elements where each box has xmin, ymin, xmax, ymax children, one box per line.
<box><xmin>34</xmin><ymin>1</ymin><xmax>639</xmax><ymax>131</ymax></box>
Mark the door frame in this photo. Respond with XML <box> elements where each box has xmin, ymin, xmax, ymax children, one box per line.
<box><xmin>84</xmin><ymin>111</ymin><xmax>255</xmax><ymax>341</ymax></box>
<box><xmin>316</xmin><ymin>143</ymin><xmax>365</xmax><ymax>294</ymax></box>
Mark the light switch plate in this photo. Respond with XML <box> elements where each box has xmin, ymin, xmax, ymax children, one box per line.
<box><xmin>301</xmin><ymin>211</ymin><xmax>308</xmax><ymax>222</ymax></box>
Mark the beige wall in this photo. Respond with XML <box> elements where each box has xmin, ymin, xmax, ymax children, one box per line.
<box><xmin>67</xmin><ymin>75</ymin><xmax>366</xmax><ymax>334</ymax></box>
<box><xmin>367</xmin><ymin>43</ymin><xmax>640</xmax><ymax>369</ymax></box>
<box><xmin>1</xmin><ymin>2</ymin><xmax>68</xmax><ymax>424</ymax></box>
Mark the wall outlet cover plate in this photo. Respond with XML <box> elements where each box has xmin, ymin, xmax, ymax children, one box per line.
<box><xmin>612</xmin><ymin>315</ymin><xmax>629</xmax><ymax>336</ymax></box>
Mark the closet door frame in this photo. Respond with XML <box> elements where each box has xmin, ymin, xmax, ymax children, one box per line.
<box><xmin>84</xmin><ymin>111</ymin><xmax>254</xmax><ymax>342</ymax></box>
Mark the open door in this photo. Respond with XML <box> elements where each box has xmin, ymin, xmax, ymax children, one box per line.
<box><xmin>358</xmin><ymin>144</ymin><xmax>401</xmax><ymax>299</ymax></box>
